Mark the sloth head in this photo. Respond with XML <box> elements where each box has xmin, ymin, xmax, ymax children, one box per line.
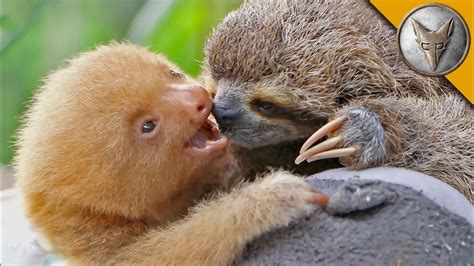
<box><xmin>15</xmin><ymin>43</ymin><xmax>229</xmax><ymax>218</ymax></box>
<box><xmin>204</xmin><ymin>0</ymin><xmax>401</xmax><ymax>149</ymax></box>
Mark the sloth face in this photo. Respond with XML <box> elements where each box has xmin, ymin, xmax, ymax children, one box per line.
<box><xmin>15</xmin><ymin>44</ymin><xmax>237</xmax><ymax>219</ymax></box>
<box><xmin>77</xmin><ymin>52</ymin><xmax>229</xmax><ymax>181</ymax></box>
<box><xmin>212</xmin><ymin>79</ymin><xmax>322</xmax><ymax>149</ymax></box>
<box><xmin>205</xmin><ymin>0</ymin><xmax>409</xmax><ymax>151</ymax></box>
<box><xmin>20</xmin><ymin>44</ymin><xmax>231</xmax><ymax>200</ymax></box>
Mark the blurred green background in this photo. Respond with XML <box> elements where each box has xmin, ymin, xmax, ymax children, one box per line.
<box><xmin>1</xmin><ymin>0</ymin><xmax>242</xmax><ymax>165</ymax></box>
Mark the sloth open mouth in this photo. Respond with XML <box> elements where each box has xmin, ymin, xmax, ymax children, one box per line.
<box><xmin>186</xmin><ymin>117</ymin><xmax>229</xmax><ymax>156</ymax></box>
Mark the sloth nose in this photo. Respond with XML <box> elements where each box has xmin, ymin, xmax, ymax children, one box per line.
<box><xmin>212</xmin><ymin>104</ymin><xmax>240</xmax><ymax>130</ymax></box>
<box><xmin>166</xmin><ymin>84</ymin><xmax>212</xmax><ymax>125</ymax></box>
<box><xmin>184</xmin><ymin>86</ymin><xmax>212</xmax><ymax>123</ymax></box>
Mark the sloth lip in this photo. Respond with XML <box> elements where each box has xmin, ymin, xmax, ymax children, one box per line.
<box><xmin>186</xmin><ymin>117</ymin><xmax>229</xmax><ymax>156</ymax></box>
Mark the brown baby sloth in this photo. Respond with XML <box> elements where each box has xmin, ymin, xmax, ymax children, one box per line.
<box><xmin>203</xmin><ymin>0</ymin><xmax>473</xmax><ymax>200</ymax></box>
<box><xmin>14</xmin><ymin>43</ymin><xmax>328</xmax><ymax>264</ymax></box>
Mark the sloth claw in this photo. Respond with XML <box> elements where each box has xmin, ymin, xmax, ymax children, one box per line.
<box><xmin>297</xmin><ymin>116</ymin><xmax>356</xmax><ymax>165</ymax></box>
<box><xmin>306</xmin><ymin>147</ymin><xmax>357</xmax><ymax>163</ymax></box>
<box><xmin>299</xmin><ymin>116</ymin><xmax>348</xmax><ymax>154</ymax></box>
<box><xmin>295</xmin><ymin>136</ymin><xmax>342</xmax><ymax>164</ymax></box>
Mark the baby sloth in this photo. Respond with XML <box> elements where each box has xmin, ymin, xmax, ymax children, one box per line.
<box><xmin>204</xmin><ymin>0</ymin><xmax>473</xmax><ymax>200</ymax></box>
<box><xmin>14</xmin><ymin>44</ymin><xmax>328</xmax><ymax>264</ymax></box>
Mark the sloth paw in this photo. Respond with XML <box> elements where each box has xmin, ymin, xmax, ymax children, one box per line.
<box><xmin>248</xmin><ymin>172</ymin><xmax>328</xmax><ymax>228</ymax></box>
<box><xmin>296</xmin><ymin>107</ymin><xmax>387</xmax><ymax>169</ymax></box>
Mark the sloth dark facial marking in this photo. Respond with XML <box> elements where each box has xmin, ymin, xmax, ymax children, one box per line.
<box><xmin>213</xmin><ymin>83</ymin><xmax>324</xmax><ymax>149</ymax></box>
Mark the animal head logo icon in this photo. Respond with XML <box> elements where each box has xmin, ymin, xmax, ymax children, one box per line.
<box><xmin>411</xmin><ymin>17</ymin><xmax>454</xmax><ymax>71</ymax></box>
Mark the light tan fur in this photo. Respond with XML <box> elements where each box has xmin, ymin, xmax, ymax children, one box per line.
<box><xmin>14</xmin><ymin>43</ymin><xmax>323</xmax><ymax>265</ymax></box>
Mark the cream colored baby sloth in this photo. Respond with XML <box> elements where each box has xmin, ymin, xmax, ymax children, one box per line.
<box><xmin>14</xmin><ymin>43</ymin><xmax>328</xmax><ymax>265</ymax></box>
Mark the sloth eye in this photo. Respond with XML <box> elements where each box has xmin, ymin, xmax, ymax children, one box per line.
<box><xmin>254</xmin><ymin>100</ymin><xmax>275</xmax><ymax>111</ymax></box>
<box><xmin>169</xmin><ymin>70</ymin><xmax>184</xmax><ymax>79</ymax></box>
<box><xmin>251</xmin><ymin>100</ymin><xmax>282</xmax><ymax>116</ymax></box>
<box><xmin>142</xmin><ymin>120</ymin><xmax>157</xmax><ymax>134</ymax></box>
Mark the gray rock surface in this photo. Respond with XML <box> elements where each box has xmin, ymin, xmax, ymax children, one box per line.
<box><xmin>237</xmin><ymin>175</ymin><xmax>473</xmax><ymax>266</ymax></box>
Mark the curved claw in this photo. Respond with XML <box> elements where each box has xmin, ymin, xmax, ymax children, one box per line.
<box><xmin>308</xmin><ymin>188</ymin><xmax>330</xmax><ymax>206</ymax></box>
<box><xmin>306</xmin><ymin>147</ymin><xmax>357</xmax><ymax>162</ymax></box>
<box><xmin>313</xmin><ymin>193</ymin><xmax>330</xmax><ymax>206</ymax></box>
<box><xmin>299</xmin><ymin>116</ymin><xmax>348</xmax><ymax>154</ymax></box>
<box><xmin>295</xmin><ymin>136</ymin><xmax>341</xmax><ymax>165</ymax></box>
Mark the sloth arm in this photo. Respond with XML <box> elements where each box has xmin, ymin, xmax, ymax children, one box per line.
<box><xmin>298</xmin><ymin>95</ymin><xmax>473</xmax><ymax>201</ymax></box>
<box><xmin>108</xmin><ymin>190</ymin><xmax>263</xmax><ymax>265</ymax></box>
<box><xmin>63</xmin><ymin>172</ymin><xmax>323</xmax><ymax>265</ymax></box>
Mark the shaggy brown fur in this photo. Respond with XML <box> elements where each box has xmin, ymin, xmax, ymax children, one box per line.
<box><xmin>203</xmin><ymin>0</ymin><xmax>473</xmax><ymax>200</ymax></box>
<box><xmin>14</xmin><ymin>43</ymin><xmax>326</xmax><ymax>264</ymax></box>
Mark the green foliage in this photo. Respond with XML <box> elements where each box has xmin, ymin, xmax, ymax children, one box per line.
<box><xmin>145</xmin><ymin>0</ymin><xmax>241</xmax><ymax>75</ymax></box>
<box><xmin>1</xmin><ymin>0</ymin><xmax>241</xmax><ymax>165</ymax></box>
